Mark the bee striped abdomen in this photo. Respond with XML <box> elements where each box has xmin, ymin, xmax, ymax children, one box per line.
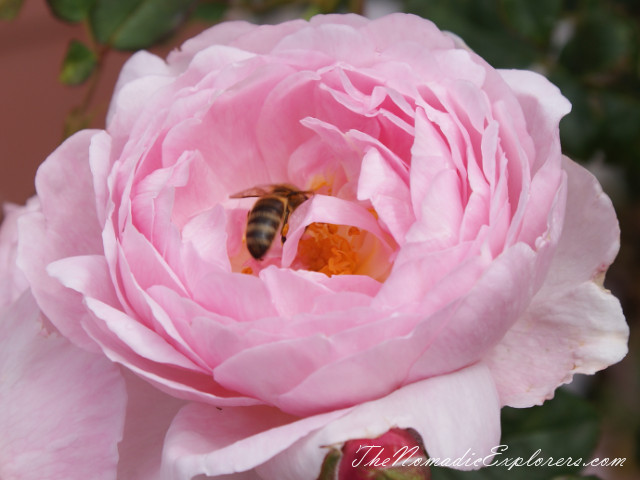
<box><xmin>245</xmin><ymin>196</ymin><xmax>285</xmax><ymax>259</ymax></box>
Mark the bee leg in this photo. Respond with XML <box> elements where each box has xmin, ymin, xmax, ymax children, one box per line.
<box><xmin>281</xmin><ymin>208</ymin><xmax>292</xmax><ymax>244</ymax></box>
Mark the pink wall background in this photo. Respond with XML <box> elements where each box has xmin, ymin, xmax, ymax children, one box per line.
<box><xmin>0</xmin><ymin>0</ymin><xmax>201</xmax><ymax>209</ymax></box>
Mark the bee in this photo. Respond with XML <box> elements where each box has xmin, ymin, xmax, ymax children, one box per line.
<box><xmin>230</xmin><ymin>184</ymin><xmax>312</xmax><ymax>260</ymax></box>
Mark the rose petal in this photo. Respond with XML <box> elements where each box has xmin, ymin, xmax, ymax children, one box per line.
<box><xmin>486</xmin><ymin>157</ymin><xmax>628</xmax><ymax>407</ymax></box>
<box><xmin>81</xmin><ymin>314</ymin><xmax>260</xmax><ymax>407</ymax></box>
<box><xmin>498</xmin><ymin>69</ymin><xmax>571</xmax><ymax>175</ymax></box>
<box><xmin>405</xmin><ymin>242</ymin><xmax>538</xmax><ymax>380</ymax></box>
<box><xmin>273</xmin><ymin>21</ymin><xmax>373</xmax><ymax>66</ymax></box>
<box><xmin>0</xmin><ymin>292</ymin><xmax>127</xmax><ymax>480</ymax></box>
<box><xmin>107</xmin><ymin>50</ymin><xmax>172</xmax><ymax>129</ymax></box>
<box><xmin>161</xmin><ymin>363</ymin><xmax>498</xmax><ymax>479</ymax></box>
<box><xmin>405</xmin><ymin>168</ymin><xmax>464</xmax><ymax>248</ymax></box>
<box><xmin>17</xmin><ymin>130</ymin><xmax>104</xmax><ymax>352</ymax></box>
<box><xmin>538</xmin><ymin>157</ymin><xmax>621</xmax><ymax>294</ymax></box>
<box><xmin>260</xmin><ymin>266</ymin><xmax>334</xmax><ymax>317</ymax></box>
<box><xmin>486</xmin><ymin>281</ymin><xmax>627</xmax><ymax>407</ymax></box>
<box><xmin>362</xmin><ymin>13</ymin><xmax>455</xmax><ymax>59</ymax></box>
<box><xmin>0</xmin><ymin>198</ymin><xmax>38</xmax><ymax>307</ymax></box>
<box><xmin>162</xmin><ymin>404</ymin><xmax>344</xmax><ymax>478</ymax></box>
<box><xmin>357</xmin><ymin>148</ymin><xmax>414</xmax><ymax>243</ymax></box>
<box><xmin>260</xmin><ymin>363</ymin><xmax>500</xmax><ymax>477</ymax></box>
<box><xmin>116</xmin><ymin>370</ymin><xmax>186</xmax><ymax>480</ymax></box>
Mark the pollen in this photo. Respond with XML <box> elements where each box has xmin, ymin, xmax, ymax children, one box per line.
<box><xmin>308</xmin><ymin>176</ymin><xmax>332</xmax><ymax>195</ymax></box>
<box><xmin>296</xmin><ymin>223</ymin><xmax>361</xmax><ymax>276</ymax></box>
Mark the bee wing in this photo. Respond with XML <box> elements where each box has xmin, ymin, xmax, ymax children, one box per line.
<box><xmin>229</xmin><ymin>185</ymin><xmax>272</xmax><ymax>199</ymax></box>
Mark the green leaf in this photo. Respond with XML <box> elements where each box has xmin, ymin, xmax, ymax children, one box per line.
<box><xmin>600</xmin><ymin>92</ymin><xmax>640</xmax><ymax>156</ymax></box>
<box><xmin>499</xmin><ymin>390</ymin><xmax>599</xmax><ymax>475</ymax></box>
<box><xmin>0</xmin><ymin>0</ymin><xmax>24</xmax><ymax>20</ymax></box>
<box><xmin>548</xmin><ymin>70</ymin><xmax>600</xmax><ymax>160</ymax></box>
<box><xmin>559</xmin><ymin>9</ymin><xmax>636</xmax><ymax>76</ymax></box>
<box><xmin>497</xmin><ymin>0</ymin><xmax>561</xmax><ymax>46</ymax></box>
<box><xmin>89</xmin><ymin>0</ymin><xmax>197</xmax><ymax>50</ymax></box>
<box><xmin>374</xmin><ymin>466</ymin><xmax>431</xmax><ymax>479</ymax></box>
<box><xmin>598</xmin><ymin>91</ymin><xmax>640</xmax><ymax>191</ymax></box>
<box><xmin>553</xmin><ymin>476</ymin><xmax>603</xmax><ymax>480</ymax></box>
<box><xmin>430</xmin><ymin>390</ymin><xmax>600</xmax><ymax>480</ymax></box>
<box><xmin>316</xmin><ymin>447</ymin><xmax>341</xmax><ymax>480</ymax></box>
<box><xmin>403</xmin><ymin>0</ymin><xmax>538</xmax><ymax>68</ymax></box>
<box><xmin>303</xmin><ymin>4</ymin><xmax>323</xmax><ymax>21</ymax></box>
<box><xmin>46</xmin><ymin>0</ymin><xmax>96</xmax><ymax>22</ymax></box>
<box><xmin>192</xmin><ymin>1</ymin><xmax>226</xmax><ymax>22</ymax></box>
<box><xmin>314</xmin><ymin>0</ymin><xmax>342</xmax><ymax>13</ymax></box>
<box><xmin>59</xmin><ymin>39</ymin><xmax>98</xmax><ymax>85</ymax></box>
<box><xmin>63</xmin><ymin>106</ymin><xmax>93</xmax><ymax>139</ymax></box>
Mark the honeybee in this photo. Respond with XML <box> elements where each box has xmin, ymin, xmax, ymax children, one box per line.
<box><xmin>230</xmin><ymin>184</ymin><xmax>313</xmax><ymax>260</ymax></box>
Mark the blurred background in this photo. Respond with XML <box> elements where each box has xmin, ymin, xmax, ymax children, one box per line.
<box><xmin>1</xmin><ymin>1</ymin><xmax>638</xmax><ymax>479</ymax></box>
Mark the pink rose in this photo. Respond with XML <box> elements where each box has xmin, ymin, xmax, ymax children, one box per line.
<box><xmin>8</xmin><ymin>12</ymin><xmax>627</xmax><ymax>479</ymax></box>
<box><xmin>0</xmin><ymin>201</ymin><xmax>127</xmax><ymax>480</ymax></box>
<box><xmin>0</xmin><ymin>199</ymin><xmax>38</xmax><ymax>307</ymax></box>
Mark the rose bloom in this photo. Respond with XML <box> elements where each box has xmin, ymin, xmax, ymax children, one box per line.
<box><xmin>1</xmin><ymin>12</ymin><xmax>628</xmax><ymax>480</ymax></box>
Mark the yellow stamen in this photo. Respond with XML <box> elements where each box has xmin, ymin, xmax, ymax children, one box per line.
<box><xmin>308</xmin><ymin>176</ymin><xmax>332</xmax><ymax>195</ymax></box>
<box><xmin>297</xmin><ymin>223</ymin><xmax>361</xmax><ymax>276</ymax></box>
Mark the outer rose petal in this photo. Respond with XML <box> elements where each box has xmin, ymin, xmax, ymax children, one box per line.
<box><xmin>17</xmin><ymin>130</ymin><xmax>104</xmax><ymax>352</ymax></box>
<box><xmin>161</xmin><ymin>364</ymin><xmax>499</xmax><ymax>479</ymax></box>
<box><xmin>0</xmin><ymin>292</ymin><xmax>127</xmax><ymax>480</ymax></box>
<box><xmin>116</xmin><ymin>370</ymin><xmax>186</xmax><ymax>480</ymax></box>
<box><xmin>162</xmin><ymin>405</ymin><xmax>343</xmax><ymax>479</ymax></box>
<box><xmin>106</xmin><ymin>51</ymin><xmax>172</xmax><ymax>130</ymax></box>
<box><xmin>486</xmin><ymin>158</ymin><xmax>628</xmax><ymax>407</ymax></box>
<box><xmin>538</xmin><ymin>157</ymin><xmax>621</xmax><ymax>294</ymax></box>
<box><xmin>0</xmin><ymin>198</ymin><xmax>38</xmax><ymax>307</ymax></box>
<box><xmin>497</xmin><ymin>69</ymin><xmax>571</xmax><ymax>175</ymax></box>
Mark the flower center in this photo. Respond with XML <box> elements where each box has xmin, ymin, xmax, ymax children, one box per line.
<box><xmin>296</xmin><ymin>223</ymin><xmax>364</xmax><ymax>276</ymax></box>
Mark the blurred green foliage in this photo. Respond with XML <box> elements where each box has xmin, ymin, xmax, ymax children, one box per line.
<box><xmin>46</xmin><ymin>0</ymin><xmax>202</xmax><ymax>49</ymax></box>
<box><xmin>47</xmin><ymin>0</ymin><xmax>95</xmax><ymax>23</ymax></box>
<box><xmin>0</xmin><ymin>0</ymin><xmax>23</xmax><ymax>19</ymax></box>
<box><xmin>404</xmin><ymin>0</ymin><xmax>640</xmax><ymax>198</ymax></box>
<box><xmin>88</xmin><ymin>0</ymin><xmax>198</xmax><ymax>49</ymax></box>
<box><xmin>58</xmin><ymin>39</ymin><xmax>97</xmax><ymax>85</ymax></box>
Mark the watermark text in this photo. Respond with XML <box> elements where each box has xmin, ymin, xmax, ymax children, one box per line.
<box><xmin>351</xmin><ymin>444</ymin><xmax>626</xmax><ymax>470</ymax></box>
